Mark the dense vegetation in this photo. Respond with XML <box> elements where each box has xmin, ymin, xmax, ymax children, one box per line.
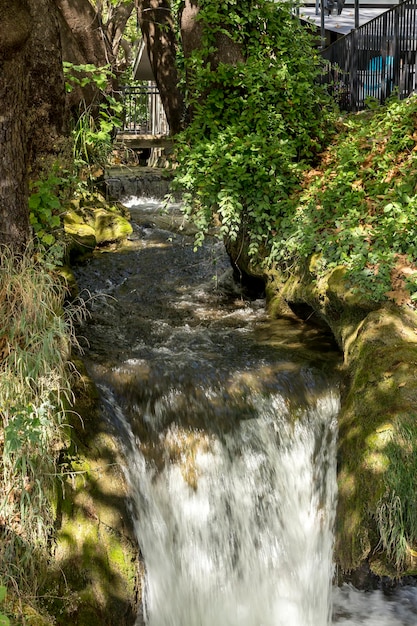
<box><xmin>173</xmin><ymin>1</ymin><xmax>417</xmax><ymax>307</ymax></box>
<box><xmin>272</xmin><ymin>93</ymin><xmax>417</xmax><ymax>305</ymax></box>
<box><xmin>174</xmin><ymin>0</ymin><xmax>337</xmax><ymax>255</ymax></box>
<box><xmin>0</xmin><ymin>249</ymin><xmax>79</xmax><ymax>622</ymax></box>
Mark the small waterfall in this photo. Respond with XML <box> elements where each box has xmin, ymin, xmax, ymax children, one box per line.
<box><xmin>75</xmin><ymin>197</ymin><xmax>417</xmax><ymax>625</ymax></box>
<box><xmin>101</xmin><ymin>380</ymin><xmax>339</xmax><ymax>626</ymax></box>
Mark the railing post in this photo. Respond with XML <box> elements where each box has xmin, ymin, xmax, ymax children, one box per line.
<box><xmin>393</xmin><ymin>3</ymin><xmax>400</xmax><ymax>99</ymax></box>
<box><xmin>350</xmin><ymin>29</ymin><xmax>359</xmax><ymax>111</ymax></box>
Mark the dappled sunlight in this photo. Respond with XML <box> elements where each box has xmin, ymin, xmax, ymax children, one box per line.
<box><xmin>336</xmin><ymin>307</ymin><xmax>417</xmax><ymax>573</ymax></box>
<box><xmin>271</xmin><ymin>94</ymin><xmax>417</xmax><ymax>307</ymax></box>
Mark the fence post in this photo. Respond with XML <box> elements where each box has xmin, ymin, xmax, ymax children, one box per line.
<box><xmin>350</xmin><ymin>28</ymin><xmax>359</xmax><ymax>111</ymax></box>
<box><xmin>393</xmin><ymin>3</ymin><xmax>400</xmax><ymax>99</ymax></box>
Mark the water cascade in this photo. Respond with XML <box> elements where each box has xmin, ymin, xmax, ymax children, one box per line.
<box><xmin>74</xmin><ymin>198</ymin><xmax>417</xmax><ymax>626</ymax></box>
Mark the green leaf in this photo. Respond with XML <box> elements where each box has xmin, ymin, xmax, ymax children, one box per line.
<box><xmin>29</xmin><ymin>194</ymin><xmax>41</xmax><ymax>209</ymax></box>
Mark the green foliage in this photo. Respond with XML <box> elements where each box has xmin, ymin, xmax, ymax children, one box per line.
<box><xmin>376</xmin><ymin>415</ymin><xmax>417</xmax><ymax>571</ymax></box>
<box><xmin>0</xmin><ymin>248</ymin><xmax>82</xmax><ymax>612</ymax></box>
<box><xmin>29</xmin><ymin>174</ymin><xmax>68</xmax><ymax>266</ymax></box>
<box><xmin>0</xmin><ymin>587</ymin><xmax>9</xmax><ymax>626</ymax></box>
<box><xmin>63</xmin><ymin>62</ymin><xmax>113</xmax><ymax>93</ymax></box>
<box><xmin>270</xmin><ymin>93</ymin><xmax>417</xmax><ymax>303</ymax></box>
<box><xmin>173</xmin><ymin>0</ymin><xmax>336</xmax><ymax>253</ymax></box>
<box><xmin>63</xmin><ymin>62</ymin><xmax>123</xmax><ymax>169</ymax></box>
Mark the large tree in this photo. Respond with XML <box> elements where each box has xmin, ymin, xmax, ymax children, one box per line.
<box><xmin>136</xmin><ymin>0</ymin><xmax>247</xmax><ymax>133</ymax></box>
<box><xmin>56</xmin><ymin>0</ymin><xmax>136</xmax><ymax>111</ymax></box>
<box><xmin>0</xmin><ymin>0</ymin><xmax>32</xmax><ymax>251</ymax></box>
<box><xmin>0</xmin><ymin>0</ymin><xmax>139</xmax><ymax>252</ymax></box>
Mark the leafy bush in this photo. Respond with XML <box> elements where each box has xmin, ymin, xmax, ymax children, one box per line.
<box><xmin>173</xmin><ymin>0</ymin><xmax>337</xmax><ymax>254</ymax></box>
<box><xmin>64</xmin><ymin>62</ymin><xmax>123</xmax><ymax>170</ymax></box>
<box><xmin>271</xmin><ymin>93</ymin><xmax>417</xmax><ymax>303</ymax></box>
<box><xmin>29</xmin><ymin>173</ymin><xmax>69</xmax><ymax>266</ymax></box>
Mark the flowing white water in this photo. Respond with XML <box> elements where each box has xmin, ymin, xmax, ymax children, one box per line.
<box><xmin>111</xmin><ymin>386</ymin><xmax>340</xmax><ymax>626</ymax></box>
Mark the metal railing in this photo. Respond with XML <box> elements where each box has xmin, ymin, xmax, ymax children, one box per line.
<box><xmin>321</xmin><ymin>0</ymin><xmax>417</xmax><ymax>110</ymax></box>
<box><xmin>120</xmin><ymin>84</ymin><xmax>169</xmax><ymax>135</ymax></box>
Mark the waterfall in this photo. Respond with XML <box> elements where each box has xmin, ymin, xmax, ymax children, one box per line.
<box><xmin>103</xmin><ymin>381</ymin><xmax>339</xmax><ymax>626</ymax></box>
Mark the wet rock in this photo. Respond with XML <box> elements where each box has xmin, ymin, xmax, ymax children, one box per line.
<box><xmin>102</xmin><ymin>166</ymin><xmax>175</xmax><ymax>201</ymax></box>
<box><xmin>63</xmin><ymin>193</ymin><xmax>133</xmax><ymax>258</ymax></box>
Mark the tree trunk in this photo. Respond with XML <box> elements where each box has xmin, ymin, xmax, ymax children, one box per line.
<box><xmin>55</xmin><ymin>0</ymin><xmax>109</xmax><ymax>68</ymax></box>
<box><xmin>0</xmin><ymin>0</ymin><xmax>67</xmax><ymax>253</ymax></box>
<box><xmin>179</xmin><ymin>0</ymin><xmax>244</xmax><ymax>122</ymax></box>
<box><xmin>56</xmin><ymin>0</ymin><xmax>135</xmax><ymax>112</ymax></box>
<box><xmin>138</xmin><ymin>0</ymin><xmax>185</xmax><ymax>135</ymax></box>
<box><xmin>0</xmin><ymin>0</ymin><xmax>32</xmax><ymax>252</ymax></box>
<box><xmin>104</xmin><ymin>1</ymin><xmax>135</xmax><ymax>61</ymax></box>
<box><xmin>27</xmin><ymin>0</ymin><xmax>67</xmax><ymax>178</ymax></box>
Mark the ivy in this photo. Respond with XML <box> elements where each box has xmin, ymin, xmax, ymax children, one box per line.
<box><xmin>172</xmin><ymin>0</ymin><xmax>336</xmax><ymax>256</ymax></box>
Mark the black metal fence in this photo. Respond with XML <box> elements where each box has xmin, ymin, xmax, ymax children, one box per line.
<box><xmin>120</xmin><ymin>84</ymin><xmax>169</xmax><ymax>135</ymax></box>
<box><xmin>321</xmin><ymin>0</ymin><xmax>417</xmax><ymax>110</ymax></box>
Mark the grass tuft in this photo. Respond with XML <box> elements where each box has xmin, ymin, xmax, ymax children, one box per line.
<box><xmin>0</xmin><ymin>246</ymin><xmax>81</xmax><ymax>614</ymax></box>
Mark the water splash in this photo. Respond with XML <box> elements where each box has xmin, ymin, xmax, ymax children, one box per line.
<box><xmin>114</xmin><ymin>386</ymin><xmax>340</xmax><ymax>626</ymax></box>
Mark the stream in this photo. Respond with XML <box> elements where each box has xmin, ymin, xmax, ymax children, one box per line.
<box><xmin>74</xmin><ymin>197</ymin><xmax>417</xmax><ymax>625</ymax></box>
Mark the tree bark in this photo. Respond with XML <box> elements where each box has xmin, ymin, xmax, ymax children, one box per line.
<box><xmin>55</xmin><ymin>0</ymin><xmax>135</xmax><ymax>112</ymax></box>
<box><xmin>27</xmin><ymin>0</ymin><xmax>67</xmax><ymax>176</ymax></box>
<box><xmin>138</xmin><ymin>0</ymin><xmax>185</xmax><ymax>135</ymax></box>
<box><xmin>0</xmin><ymin>0</ymin><xmax>32</xmax><ymax>251</ymax></box>
<box><xmin>0</xmin><ymin>0</ymin><xmax>67</xmax><ymax>253</ymax></box>
<box><xmin>179</xmin><ymin>0</ymin><xmax>243</xmax><ymax>122</ymax></box>
<box><xmin>55</xmin><ymin>0</ymin><xmax>109</xmax><ymax>67</ymax></box>
<box><xmin>180</xmin><ymin>0</ymin><xmax>244</xmax><ymax>68</ymax></box>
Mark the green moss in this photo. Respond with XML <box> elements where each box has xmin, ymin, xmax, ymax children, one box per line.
<box><xmin>93</xmin><ymin>208</ymin><xmax>133</xmax><ymax>244</ymax></box>
<box><xmin>263</xmin><ymin>257</ymin><xmax>417</xmax><ymax>577</ymax></box>
<box><xmin>336</xmin><ymin>307</ymin><xmax>417</xmax><ymax>574</ymax></box>
<box><xmin>41</xmin><ymin>361</ymin><xmax>139</xmax><ymax>625</ymax></box>
<box><xmin>63</xmin><ymin>192</ymin><xmax>133</xmax><ymax>259</ymax></box>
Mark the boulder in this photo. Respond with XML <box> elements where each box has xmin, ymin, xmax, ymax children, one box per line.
<box><xmin>63</xmin><ymin>193</ymin><xmax>133</xmax><ymax>258</ymax></box>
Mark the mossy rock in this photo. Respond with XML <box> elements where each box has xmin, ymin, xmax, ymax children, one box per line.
<box><xmin>63</xmin><ymin>192</ymin><xmax>133</xmax><ymax>259</ymax></box>
<box><xmin>64</xmin><ymin>213</ymin><xmax>97</xmax><ymax>255</ymax></box>
<box><xmin>92</xmin><ymin>208</ymin><xmax>133</xmax><ymax>245</ymax></box>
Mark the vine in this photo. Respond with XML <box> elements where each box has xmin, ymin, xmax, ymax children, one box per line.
<box><xmin>172</xmin><ymin>0</ymin><xmax>336</xmax><ymax>254</ymax></box>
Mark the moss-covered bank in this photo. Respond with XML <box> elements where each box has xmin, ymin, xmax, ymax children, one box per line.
<box><xmin>44</xmin><ymin>360</ymin><xmax>140</xmax><ymax>625</ymax></box>
<box><xmin>45</xmin><ymin>200</ymin><xmax>140</xmax><ymax>624</ymax></box>
<box><xmin>265</xmin><ymin>259</ymin><xmax>417</xmax><ymax>578</ymax></box>
<box><xmin>226</xmin><ymin>237</ymin><xmax>417</xmax><ymax>580</ymax></box>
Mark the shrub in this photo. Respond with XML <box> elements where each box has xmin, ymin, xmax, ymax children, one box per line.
<box><xmin>271</xmin><ymin>93</ymin><xmax>417</xmax><ymax>303</ymax></box>
<box><xmin>173</xmin><ymin>0</ymin><xmax>337</xmax><ymax>255</ymax></box>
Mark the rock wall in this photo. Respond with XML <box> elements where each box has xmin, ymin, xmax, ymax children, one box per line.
<box><xmin>103</xmin><ymin>166</ymin><xmax>175</xmax><ymax>202</ymax></box>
